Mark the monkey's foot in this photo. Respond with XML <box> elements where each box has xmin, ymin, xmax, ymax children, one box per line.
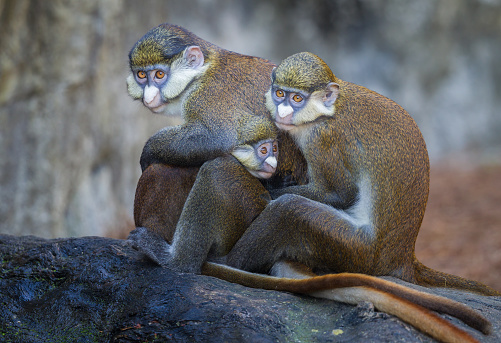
<box><xmin>127</xmin><ymin>227</ymin><xmax>172</xmax><ymax>267</ymax></box>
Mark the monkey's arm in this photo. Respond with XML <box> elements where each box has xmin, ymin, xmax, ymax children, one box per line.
<box><xmin>140</xmin><ymin>124</ymin><xmax>237</xmax><ymax>170</ymax></box>
<box><xmin>270</xmin><ymin>146</ymin><xmax>358</xmax><ymax>208</ymax></box>
<box><xmin>270</xmin><ymin>181</ymin><xmax>357</xmax><ymax>209</ymax></box>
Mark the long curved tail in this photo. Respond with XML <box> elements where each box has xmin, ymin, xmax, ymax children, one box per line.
<box><xmin>413</xmin><ymin>259</ymin><xmax>500</xmax><ymax>296</ymax></box>
<box><xmin>202</xmin><ymin>262</ymin><xmax>491</xmax><ymax>343</ymax></box>
<box><xmin>312</xmin><ymin>286</ymin><xmax>480</xmax><ymax>343</ymax></box>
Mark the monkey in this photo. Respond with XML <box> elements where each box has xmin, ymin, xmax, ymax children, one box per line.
<box><xmin>130</xmin><ymin>113</ymin><xmax>280</xmax><ymax>272</ymax></box>
<box><xmin>224</xmin><ymin>51</ymin><xmax>500</xmax><ymax>298</ymax></box>
<box><xmin>125</xmin><ymin>25</ymin><xmax>493</xmax><ymax>342</ymax></box>
<box><xmin>127</xmin><ymin>22</ymin><xmax>306</xmax><ymax>244</ymax></box>
<box><xmin>133</xmin><ymin>115</ymin><xmax>279</xmax><ymax>244</ymax></box>
<box><xmin>130</xmin><ymin>113</ymin><xmax>280</xmax><ymax>270</ymax></box>
<box><xmin>164</xmin><ymin>116</ymin><xmax>280</xmax><ymax>273</ymax></box>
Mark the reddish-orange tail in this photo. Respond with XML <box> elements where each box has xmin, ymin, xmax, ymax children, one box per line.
<box><xmin>202</xmin><ymin>262</ymin><xmax>491</xmax><ymax>343</ymax></box>
<box><xmin>311</xmin><ymin>286</ymin><xmax>481</xmax><ymax>343</ymax></box>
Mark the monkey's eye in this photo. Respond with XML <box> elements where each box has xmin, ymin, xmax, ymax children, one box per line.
<box><xmin>137</xmin><ymin>71</ymin><xmax>147</xmax><ymax>79</ymax></box>
<box><xmin>155</xmin><ymin>71</ymin><xmax>165</xmax><ymax>79</ymax></box>
<box><xmin>292</xmin><ymin>94</ymin><xmax>303</xmax><ymax>103</ymax></box>
<box><xmin>275</xmin><ymin>90</ymin><xmax>285</xmax><ymax>98</ymax></box>
<box><xmin>272</xmin><ymin>144</ymin><xmax>278</xmax><ymax>153</ymax></box>
<box><xmin>259</xmin><ymin>146</ymin><xmax>268</xmax><ymax>155</ymax></box>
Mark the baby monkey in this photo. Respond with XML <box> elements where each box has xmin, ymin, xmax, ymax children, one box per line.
<box><xmin>131</xmin><ymin>116</ymin><xmax>279</xmax><ymax>273</ymax></box>
<box><xmin>232</xmin><ymin>137</ymin><xmax>278</xmax><ymax>180</ymax></box>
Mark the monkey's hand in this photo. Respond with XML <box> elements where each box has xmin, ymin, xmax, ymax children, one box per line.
<box><xmin>139</xmin><ymin>145</ymin><xmax>164</xmax><ymax>172</ymax></box>
<box><xmin>127</xmin><ymin>227</ymin><xmax>173</xmax><ymax>267</ymax></box>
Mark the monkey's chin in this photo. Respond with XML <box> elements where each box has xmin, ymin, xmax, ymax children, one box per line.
<box><xmin>258</xmin><ymin>171</ymin><xmax>274</xmax><ymax>179</ymax></box>
<box><xmin>275</xmin><ymin>122</ymin><xmax>296</xmax><ymax>131</ymax></box>
<box><xmin>149</xmin><ymin>103</ymin><xmax>169</xmax><ymax>113</ymax></box>
<box><xmin>250</xmin><ymin>170</ymin><xmax>275</xmax><ymax>179</ymax></box>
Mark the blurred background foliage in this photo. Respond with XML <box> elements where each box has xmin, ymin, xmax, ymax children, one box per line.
<box><xmin>0</xmin><ymin>1</ymin><xmax>500</xmax><ymax>286</ymax></box>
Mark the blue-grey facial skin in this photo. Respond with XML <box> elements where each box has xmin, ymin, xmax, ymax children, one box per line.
<box><xmin>271</xmin><ymin>87</ymin><xmax>308</xmax><ymax>110</ymax></box>
<box><xmin>254</xmin><ymin>139</ymin><xmax>279</xmax><ymax>179</ymax></box>
<box><xmin>133</xmin><ymin>65</ymin><xmax>171</xmax><ymax>88</ymax></box>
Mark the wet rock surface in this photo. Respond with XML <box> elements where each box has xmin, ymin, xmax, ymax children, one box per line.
<box><xmin>1</xmin><ymin>234</ymin><xmax>500</xmax><ymax>342</ymax></box>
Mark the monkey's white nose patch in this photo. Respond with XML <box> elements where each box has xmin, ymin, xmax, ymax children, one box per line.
<box><xmin>265</xmin><ymin>156</ymin><xmax>277</xmax><ymax>168</ymax></box>
<box><xmin>278</xmin><ymin>104</ymin><xmax>293</xmax><ymax>118</ymax></box>
<box><xmin>144</xmin><ymin>85</ymin><xmax>160</xmax><ymax>104</ymax></box>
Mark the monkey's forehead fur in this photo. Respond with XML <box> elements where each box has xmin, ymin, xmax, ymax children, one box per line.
<box><xmin>129</xmin><ymin>24</ymin><xmax>207</xmax><ymax>68</ymax></box>
<box><xmin>273</xmin><ymin>52</ymin><xmax>336</xmax><ymax>93</ymax></box>
<box><xmin>238</xmin><ymin>115</ymin><xmax>278</xmax><ymax>144</ymax></box>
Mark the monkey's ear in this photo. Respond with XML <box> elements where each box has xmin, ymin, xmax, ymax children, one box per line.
<box><xmin>270</xmin><ymin>67</ymin><xmax>277</xmax><ymax>82</ymax></box>
<box><xmin>323</xmin><ymin>82</ymin><xmax>340</xmax><ymax>107</ymax></box>
<box><xmin>184</xmin><ymin>46</ymin><xmax>204</xmax><ymax>69</ymax></box>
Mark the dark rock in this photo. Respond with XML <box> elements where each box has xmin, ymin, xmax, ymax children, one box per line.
<box><xmin>0</xmin><ymin>234</ymin><xmax>499</xmax><ymax>342</ymax></box>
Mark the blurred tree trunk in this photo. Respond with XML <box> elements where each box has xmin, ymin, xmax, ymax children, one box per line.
<box><xmin>0</xmin><ymin>0</ymin><xmax>176</xmax><ymax>237</ymax></box>
<box><xmin>1</xmin><ymin>0</ymin><xmax>500</xmax><ymax>238</ymax></box>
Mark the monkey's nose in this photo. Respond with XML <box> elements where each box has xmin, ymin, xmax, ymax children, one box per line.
<box><xmin>265</xmin><ymin>156</ymin><xmax>277</xmax><ymax>169</ymax></box>
<box><xmin>277</xmin><ymin>103</ymin><xmax>293</xmax><ymax>118</ymax></box>
<box><xmin>143</xmin><ymin>85</ymin><xmax>161</xmax><ymax>107</ymax></box>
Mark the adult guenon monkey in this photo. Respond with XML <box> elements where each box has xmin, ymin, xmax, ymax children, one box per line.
<box><xmin>126</xmin><ymin>24</ymin><xmax>492</xmax><ymax>343</ymax></box>
<box><xmin>226</xmin><ymin>52</ymin><xmax>500</xmax><ymax>298</ymax></box>
<box><xmin>126</xmin><ymin>23</ymin><xmax>306</xmax><ymax>177</ymax></box>
<box><xmin>128</xmin><ymin>23</ymin><xmax>306</xmax><ymax>244</ymax></box>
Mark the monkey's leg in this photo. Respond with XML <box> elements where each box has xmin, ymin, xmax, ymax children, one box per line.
<box><xmin>134</xmin><ymin>164</ymin><xmax>199</xmax><ymax>243</ymax></box>
<box><xmin>169</xmin><ymin>156</ymin><xmax>271</xmax><ymax>273</ymax></box>
<box><xmin>226</xmin><ymin>193</ymin><xmax>377</xmax><ymax>275</ymax></box>
<box><xmin>129</xmin><ymin>164</ymin><xmax>199</xmax><ymax>266</ymax></box>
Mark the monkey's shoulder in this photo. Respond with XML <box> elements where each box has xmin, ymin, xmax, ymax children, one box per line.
<box><xmin>337</xmin><ymin>80</ymin><xmax>407</xmax><ymax>115</ymax></box>
<box><xmin>188</xmin><ymin>54</ymin><xmax>274</xmax><ymax>119</ymax></box>
<box><xmin>210</xmin><ymin>50</ymin><xmax>275</xmax><ymax>85</ymax></box>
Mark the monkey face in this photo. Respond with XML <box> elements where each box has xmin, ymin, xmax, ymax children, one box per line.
<box><xmin>133</xmin><ymin>67</ymin><xmax>171</xmax><ymax>112</ymax></box>
<box><xmin>127</xmin><ymin>45</ymin><xmax>207</xmax><ymax>116</ymax></box>
<box><xmin>270</xmin><ymin>87</ymin><xmax>308</xmax><ymax>130</ymax></box>
<box><xmin>231</xmin><ymin>139</ymin><xmax>279</xmax><ymax>179</ymax></box>
<box><xmin>253</xmin><ymin>139</ymin><xmax>279</xmax><ymax>179</ymax></box>
<box><xmin>265</xmin><ymin>53</ymin><xmax>340</xmax><ymax>132</ymax></box>
<box><xmin>265</xmin><ymin>83</ymin><xmax>339</xmax><ymax>132</ymax></box>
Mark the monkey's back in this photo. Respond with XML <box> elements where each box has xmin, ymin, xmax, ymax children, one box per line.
<box><xmin>189</xmin><ymin>50</ymin><xmax>275</xmax><ymax>125</ymax></box>
<box><xmin>335</xmin><ymin>80</ymin><xmax>430</xmax><ymax>273</ymax></box>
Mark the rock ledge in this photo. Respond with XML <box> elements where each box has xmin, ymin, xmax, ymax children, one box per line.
<box><xmin>0</xmin><ymin>234</ymin><xmax>499</xmax><ymax>342</ymax></box>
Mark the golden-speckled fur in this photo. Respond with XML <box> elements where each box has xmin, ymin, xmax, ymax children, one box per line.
<box><xmin>128</xmin><ymin>24</ymin><xmax>307</xmax><ymax>179</ymax></box>
<box><xmin>227</xmin><ymin>52</ymin><xmax>500</xmax><ymax>297</ymax></box>
<box><xmin>130</xmin><ymin>31</ymin><xmax>494</xmax><ymax>342</ymax></box>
